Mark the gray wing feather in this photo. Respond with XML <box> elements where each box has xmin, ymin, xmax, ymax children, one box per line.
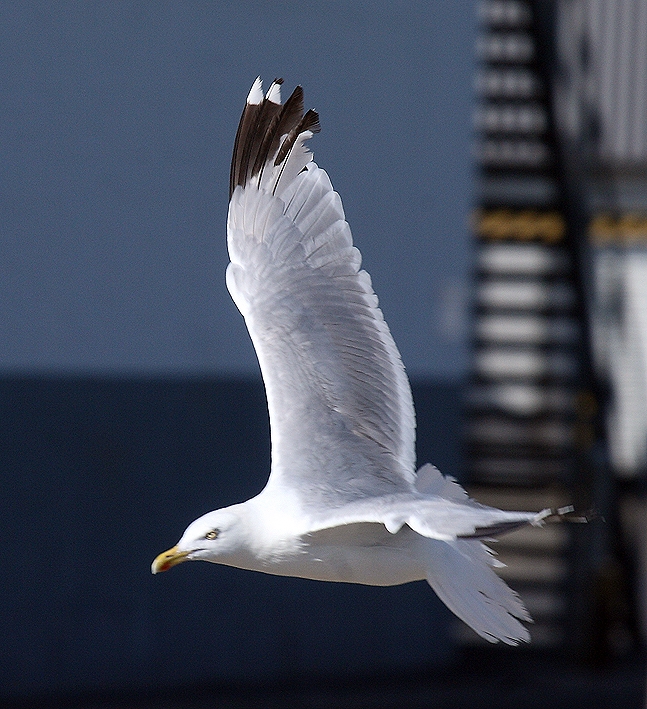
<box><xmin>227</xmin><ymin>161</ymin><xmax>416</xmax><ymax>506</ymax></box>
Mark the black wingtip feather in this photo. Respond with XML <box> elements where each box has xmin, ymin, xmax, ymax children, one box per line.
<box><xmin>229</xmin><ymin>79</ymin><xmax>320</xmax><ymax>199</ymax></box>
<box><xmin>274</xmin><ymin>108</ymin><xmax>321</xmax><ymax>167</ymax></box>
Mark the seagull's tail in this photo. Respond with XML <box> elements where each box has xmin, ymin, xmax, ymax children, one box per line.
<box><xmin>421</xmin><ymin>536</ymin><xmax>532</xmax><ymax>645</ymax></box>
<box><xmin>414</xmin><ymin>462</ymin><xmax>532</xmax><ymax>644</ymax></box>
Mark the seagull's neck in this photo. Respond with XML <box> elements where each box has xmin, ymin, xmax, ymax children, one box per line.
<box><xmin>229</xmin><ymin>489</ymin><xmax>306</xmax><ymax>564</ymax></box>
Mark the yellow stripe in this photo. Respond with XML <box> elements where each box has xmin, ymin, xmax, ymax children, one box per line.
<box><xmin>474</xmin><ymin>209</ymin><xmax>566</xmax><ymax>244</ymax></box>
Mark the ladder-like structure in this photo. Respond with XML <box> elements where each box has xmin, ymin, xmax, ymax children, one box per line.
<box><xmin>464</xmin><ymin>0</ymin><xmax>601</xmax><ymax>651</ymax></box>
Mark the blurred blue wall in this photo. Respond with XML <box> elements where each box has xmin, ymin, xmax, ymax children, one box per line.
<box><xmin>0</xmin><ymin>1</ymin><xmax>474</xmax><ymax>380</ymax></box>
<box><xmin>2</xmin><ymin>377</ymin><xmax>462</xmax><ymax>698</ymax></box>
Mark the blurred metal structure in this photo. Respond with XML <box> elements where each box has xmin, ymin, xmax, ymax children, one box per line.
<box><xmin>554</xmin><ymin>0</ymin><xmax>647</xmax><ymax>663</ymax></box>
<box><xmin>465</xmin><ymin>0</ymin><xmax>643</xmax><ymax>657</ymax></box>
<box><xmin>555</xmin><ymin>0</ymin><xmax>647</xmax><ymax>481</ymax></box>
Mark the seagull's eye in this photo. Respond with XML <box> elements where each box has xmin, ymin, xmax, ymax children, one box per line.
<box><xmin>205</xmin><ymin>529</ymin><xmax>219</xmax><ymax>540</ymax></box>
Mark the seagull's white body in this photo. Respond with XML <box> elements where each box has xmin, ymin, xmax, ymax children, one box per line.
<box><xmin>152</xmin><ymin>78</ymin><xmax>557</xmax><ymax>645</ymax></box>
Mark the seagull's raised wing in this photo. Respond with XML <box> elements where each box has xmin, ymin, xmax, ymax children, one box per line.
<box><xmin>226</xmin><ymin>78</ymin><xmax>416</xmax><ymax>507</ymax></box>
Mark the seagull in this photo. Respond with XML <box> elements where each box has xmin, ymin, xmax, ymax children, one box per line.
<box><xmin>151</xmin><ymin>77</ymin><xmax>566</xmax><ymax>645</ymax></box>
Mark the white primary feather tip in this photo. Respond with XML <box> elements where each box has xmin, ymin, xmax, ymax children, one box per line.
<box><xmin>265</xmin><ymin>79</ymin><xmax>282</xmax><ymax>104</ymax></box>
<box><xmin>247</xmin><ymin>76</ymin><xmax>263</xmax><ymax>105</ymax></box>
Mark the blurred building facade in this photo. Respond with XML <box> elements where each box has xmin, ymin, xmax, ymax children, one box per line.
<box><xmin>555</xmin><ymin>0</ymin><xmax>647</xmax><ymax>480</ymax></box>
<box><xmin>467</xmin><ymin>0</ymin><xmax>646</xmax><ymax>657</ymax></box>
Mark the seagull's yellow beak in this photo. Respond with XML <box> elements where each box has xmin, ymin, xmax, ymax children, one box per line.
<box><xmin>151</xmin><ymin>545</ymin><xmax>190</xmax><ymax>574</ymax></box>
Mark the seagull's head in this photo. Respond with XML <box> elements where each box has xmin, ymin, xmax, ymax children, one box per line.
<box><xmin>151</xmin><ymin>505</ymin><xmax>249</xmax><ymax>574</ymax></box>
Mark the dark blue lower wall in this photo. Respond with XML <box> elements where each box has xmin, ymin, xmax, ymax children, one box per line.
<box><xmin>1</xmin><ymin>376</ymin><xmax>462</xmax><ymax>698</ymax></box>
